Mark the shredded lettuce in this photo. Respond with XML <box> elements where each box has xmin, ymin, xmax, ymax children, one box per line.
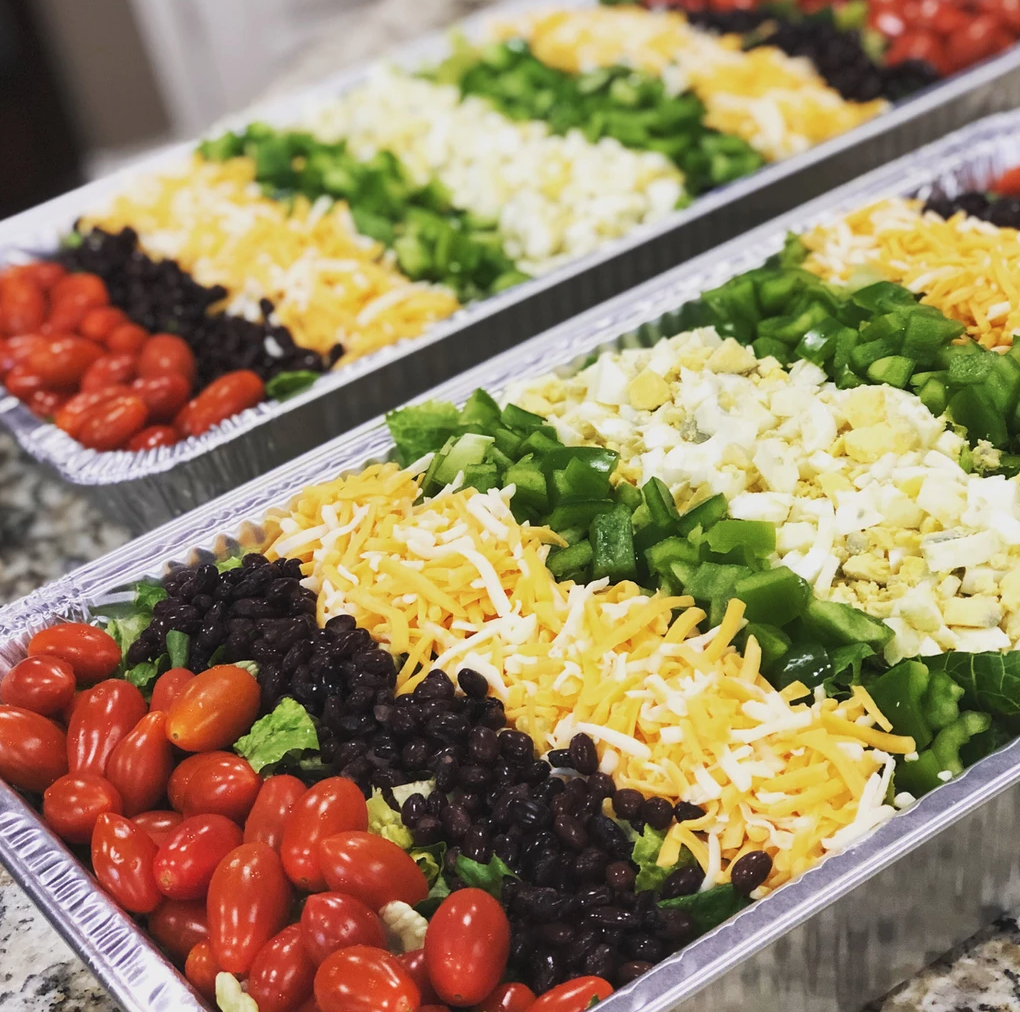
<box><xmin>165</xmin><ymin>629</ymin><xmax>190</xmax><ymax>669</ymax></box>
<box><xmin>216</xmin><ymin>555</ymin><xmax>244</xmax><ymax>573</ymax></box>
<box><xmin>234</xmin><ymin>698</ymin><xmax>319</xmax><ymax>773</ymax></box>
<box><xmin>386</xmin><ymin>400</ymin><xmax>461</xmax><ymax>466</ymax></box>
<box><xmin>631</xmin><ymin>823</ymin><xmax>693</xmax><ymax>891</ymax></box>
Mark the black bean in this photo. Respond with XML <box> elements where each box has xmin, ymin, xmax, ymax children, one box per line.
<box><xmin>583</xmin><ymin>943</ymin><xmax>618</xmax><ymax>979</ymax></box>
<box><xmin>612</xmin><ymin>788</ymin><xmax>643</xmax><ymax>821</ymax></box>
<box><xmin>413</xmin><ymin>816</ymin><xmax>443</xmax><ymax>846</ymax></box>
<box><xmin>441</xmin><ymin>805</ymin><xmax>472</xmax><ymax>841</ymax></box>
<box><xmin>459</xmin><ymin>765</ymin><xmax>492</xmax><ymax>790</ymax></box>
<box><xmin>532</xmin><ymin>850</ymin><xmax>562</xmax><ymax>887</ymax></box>
<box><xmin>625</xmin><ymin>933</ymin><xmax>663</xmax><ymax>963</ymax></box>
<box><xmin>673</xmin><ymin>800</ymin><xmax>705</xmax><ymax>823</ymax></box>
<box><xmin>457</xmin><ymin>667</ymin><xmax>489</xmax><ymax>698</ymax></box>
<box><xmin>641</xmin><ymin>796</ymin><xmax>674</xmax><ymax>832</ymax></box>
<box><xmin>587</xmin><ymin>906</ymin><xmax>640</xmax><ymax>929</ymax></box>
<box><xmin>616</xmin><ymin>960</ymin><xmax>654</xmax><ymax>986</ymax></box>
<box><xmin>548</xmin><ymin>748</ymin><xmax>573</xmax><ymax>768</ymax></box>
<box><xmin>536</xmin><ymin>922</ymin><xmax>575</xmax><ymax>948</ymax></box>
<box><xmin>414</xmin><ymin>669</ymin><xmax>456</xmax><ymax>701</ymax></box>
<box><xmin>550</xmin><ymin>792</ymin><xmax>576</xmax><ymax>818</ymax></box>
<box><xmin>468</xmin><ymin>726</ymin><xmax>499</xmax><ymax>764</ymax></box>
<box><xmin>574</xmin><ymin>849</ymin><xmax>609</xmax><ymax>884</ymax></box>
<box><xmin>589</xmin><ymin>816</ymin><xmax>632</xmax><ymax>860</ymax></box>
<box><xmin>493</xmin><ymin>834</ymin><xmax>519</xmax><ymax>867</ymax></box>
<box><xmin>435</xmin><ymin>755</ymin><xmax>459</xmax><ymax>792</ymax></box>
<box><xmin>605</xmin><ymin>861</ymin><xmax>636</xmax><ymax>890</ymax></box>
<box><xmin>657</xmin><ymin>908</ymin><xmax>696</xmax><ymax>946</ymax></box>
<box><xmin>479</xmin><ymin>698</ymin><xmax>507</xmax><ymax>730</ymax></box>
<box><xmin>730</xmin><ymin>851</ymin><xmax>772</xmax><ymax>895</ymax></box>
<box><xmin>400</xmin><ymin>793</ymin><xmax>427</xmax><ymax>828</ymax></box>
<box><xmin>568</xmin><ymin>733</ymin><xmax>599</xmax><ymax>775</ymax></box>
<box><xmin>529</xmin><ymin>949</ymin><xmax>562</xmax><ymax>994</ymax></box>
<box><xmin>513</xmin><ymin>799</ymin><xmax>552</xmax><ymax>830</ymax></box>
<box><xmin>462</xmin><ymin>825</ymin><xmax>493</xmax><ymax>864</ymax></box>
<box><xmin>587</xmin><ymin>772</ymin><xmax>615</xmax><ymax>800</ymax></box>
<box><xmin>499</xmin><ymin>730</ymin><xmax>535</xmax><ymax>761</ymax></box>
<box><xmin>660</xmin><ymin>865</ymin><xmax>703</xmax><ymax>900</ymax></box>
<box><xmin>575</xmin><ymin>884</ymin><xmax>613</xmax><ymax>909</ymax></box>
<box><xmin>553</xmin><ymin>813</ymin><xmax>588</xmax><ymax>851</ymax></box>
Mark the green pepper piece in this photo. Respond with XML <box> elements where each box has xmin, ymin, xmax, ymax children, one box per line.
<box><xmin>492</xmin><ymin>427</ymin><xmax>523</xmax><ymax>459</ymax></box>
<box><xmin>642</xmin><ymin>477</ymin><xmax>681</xmax><ymax>529</ymax></box>
<box><xmin>851</xmin><ymin>281</ymin><xmax>917</xmax><ymax>313</ymax></box>
<box><xmin>741</xmin><ymin>622</ymin><xmax>792</xmax><ymax>672</ymax></box>
<box><xmin>867</xmin><ymin>355</ymin><xmax>916</xmax><ymax>389</ymax></box>
<box><xmin>930</xmin><ymin>711</ymin><xmax>992</xmax><ymax>777</ymax></box>
<box><xmin>433</xmin><ymin>434</ymin><xmax>494</xmax><ymax>487</ymax></box>
<box><xmin>917</xmin><ymin>377</ymin><xmax>947</xmax><ymax>418</ymax></box>
<box><xmin>795</xmin><ymin>319</ymin><xmax>852</xmax><ymax>367</ymax></box>
<box><xmin>684</xmin><ymin>563</ymin><xmax>751</xmax><ymax>608</ymax></box>
<box><xmin>947</xmin><ymin>350</ymin><xmax>994</xmax><ymax>386</ymax></box>
<box><xmin>645</xmin><ymin>536</ymin><xmax>700</xmax><ymax>579</ymax></box>
<box><xmin>893</xmin><ymin>750</ymin><xmax>944</xmax><ymax>797</ymax></box>
<box><xmin>768</xmin><ymin>642</ymin><xmax>833</xmax><ymax>694</ymax></box>
<box><xmin>540</xmin><ymin>446</ymin><xmax>618</xmax><ymax>477</ymax></box>
<box><xmin>756</xmin><ymin>271</ymin><xmax>804</xmax><ymax>315</ymax></box>
<box><xmin>613</xmin><ymin>481</ymin><xmax>644</xmax><ymax>512</ymax></box>
<box><xmin>948</xmin><ymin>386</ymin><xmax>1009</xmax><ymax>446</ymax></box>
<box><xmin>547</xmin><ymin>541</ymin><xmax>594</xmax><ymax>580</ymax></box>
<box><xmin>706</xmin><ymin>519</ymin><xmax>776</xmax><ymax>559</ymax></box>
<box><xmin>462</xmin><ymin>463</ymin><xmax>499</xmax><ymax>492</ymax></box>
<box><xmin>867</xmin><ymin>659</ymin><xmax>933</xmax><ymax>750</ymax></box>
<box><xmin>590</xmin><ymin>504</ymin><xmax>637</xmax><ymax>582</ymax></box>
<box><xmin>922</xmin><ymin>668</ymin><xmax>965</xmax><ymax>732</ymax></box>
<box><xmin>519</xmin><ymin>429</ymin><xmax>563</xmax><ymax>458</ymax></box>
<box><xmin>677</xmin><ymin>494</ymin><xmax>728</xmax><ymax>537</ymax></box>
<box><xmin>851</xmin><ymin>337</ymin><xmax>901</xmax><ymax>372</ymax></box>
<box><xmin>901</xmin><ymin>308</ymin><xmax>964</xmax><ymax>365</ymax></box>
<box><xmin>751</xmin><ymin>338</ymin><xmax>792</xmax><ymax>365</ymax></box>
<box><xmin>501</xmin><ymin>402</ymin><xmax>549</xmax><ymax>433</ymax></box>
<box><xmin>733</xmin><ymin>566</ymin><xmax>809</xmax><ymax>625</ymax></box>
<box><xmin>199</xmin><ymin>131</ymin><xmax>244</xmax><ymax>162</ymax></box>
<box><xmin>801</xmin><ymin>597</ymin><xmax>894</xmax><ymax>650</ymax></box>
<box><xmin>505</xmin><ymin>460</ymin><xmax>549</xmax><ymax>512</ymax></box>
<box><xmin>546</xmin><ymin>499</ymin><xmax>615</xmax><ymax>532</ymax></box>
<box><xmin>459</xmin><ymin>388</ymin><xmax>501</xmax><ymax>429</ymax></box>
<box><xmin>551</xmin><ymin>458</ymin><xmax>612</xmax><ymax>503</ymax></box>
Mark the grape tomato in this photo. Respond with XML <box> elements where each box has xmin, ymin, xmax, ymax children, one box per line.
<box><xmin>165</xmin><ymin>664</ymin><xmax>261</xmax><ymax>752</ymax></box>
<box><xmin>42</xmin><ymin>773</ymin><xmax>122</xmax><ymax>844</ymax></box>
<box><xmin>91</xmin><ymin>812</ymin><xmax>162</xmax><ymax>913</ymax></box>
<box><xmin>147</xmin><ymin>897</ymin><xmax>209</xmax><ymax>964</ymax></box>
<box><xmin>0</xmin><ymin>705</ymin><xmax>68</xmax><ymax>792</ymax></box>
<box><xmin>28</xmin><ymin>622</ymin><xmax>121</xmax><ymax>684</ymax></box>
<box><xmin>106</xmin><ymin>710</ymin><xmax>174</xmax><ymax>816</ymax></box>
<box><xmin>299</xmin><ymin>891</ymin><xmax>386</xmax><ymax>965</ymax></box>
<box><xmin>244</xmin><ymin>774</ymin><xmax>306</xmax><ymax>850</ymax></box>
<box><xmin>314</xmin><ymin>946</ymin><xmax>420</xmax><ymax>1012</ymax></box>
<box><xmin>247</xmin><ymin>923</ymin><xmax>317</xmax><ymax>1012</ymax></box>
<box><xmin>154</xmin><ymin>813</ymin><xmax>243</xmax><ymax>900</ymax></box>
<box><xmin>0</xmin><ymin>655</ymin><xmax>76</xmax><ymax>716</ymax></box>
<box><xmin>67</xmin><ymin>679</ymin><xmax>147</xmax><ymax>777</ymax></box>
<box><xmin>318</xmin><ymin>831</ymin><xmax>429</xmax><ymax>910</ymax></box>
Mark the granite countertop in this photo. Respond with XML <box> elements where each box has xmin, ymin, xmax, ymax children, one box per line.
<box><xmin>1</xmin><ymin>0</ymin><xmax>1018</xmax><ymax>1006</ymax></box>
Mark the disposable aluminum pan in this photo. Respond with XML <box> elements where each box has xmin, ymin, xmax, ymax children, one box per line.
<box><xmin>4</xmin><ymin>108</ymin><xmax>1020</xmax><ymax>1012</ymax></box>
<box><xmin>3</xmin><ymin>0</ymin><xmax>1020</xmax><ymax>533</ymax></box>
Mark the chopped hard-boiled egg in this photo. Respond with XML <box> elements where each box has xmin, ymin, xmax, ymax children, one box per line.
<box><xmin>510</xmin><ymin>327</ymin><xmax>1020</xmax><ymax>663</ymax></box>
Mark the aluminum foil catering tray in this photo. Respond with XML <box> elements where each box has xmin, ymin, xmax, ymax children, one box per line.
<box><xmin>3</xmin><ymin>0</ymin><xmax>1020</xmax><ymax>534</ymax></box>
<box><xmin>5</xmin><ymin>109</ymin><xmax>1020</xmax><ymax>1012</ymax></box>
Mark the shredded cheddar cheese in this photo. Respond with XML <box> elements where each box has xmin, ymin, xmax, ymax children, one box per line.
<box><xmin>491</xmin><ymin>7</ymin><xmax>886</xmax><ymax>161</ymax></box>
<box><xmin>802</xmin><ymin>197</ymin><xmax>1020</xmax><ymax>349</ymax></box>
<box><xmin>84</xmin><ymin>156</ymin><xmax>460</xmax><ymax>360</ymax></box>
<box><xmin>266</xmin><ymin>461</ymin><xmax>910</xmax><ymax>891</ymax></box>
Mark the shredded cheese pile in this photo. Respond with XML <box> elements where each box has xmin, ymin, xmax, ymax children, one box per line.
<box><xmin>492</xmin><ymin>7</ymin><xmax>886</xmax><ymax>161</ymax></box>
<box><xmin>265</xmin><ymin>461</ymin><xmax>913</xmax><ymax>892</ymax></box>
<box><xmin>84</xmin><ymin>156</ymin><xmax>460</xmax><ymax>360</ymax></box>
<box><xmin>802</xmin><ymin>197</ymin><xmax>1020</xmax><ymax>350</ymax></box>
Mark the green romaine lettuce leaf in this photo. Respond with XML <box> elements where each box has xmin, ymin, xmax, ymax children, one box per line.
<box><xmin>134</xmin><ymin>583</ymin><xmax>168</xmax><ymax>611</ymax></box>
<box><xmin>631</xmin><ymin>823</ymin><xmax>693</xmax><ymax>891</ymax></box>
<box><xmin>659</xmin><ymin>883</ymin><xmax>750</xmax><ymax>935</ymax></box>
<box><xmin>165</xmin><ymin>630</ymin><xmax>190</xmax><ymax>670</ymax></box>
<box><xmin>386</xmin><ymin>401</ymin><xmax>461</xmax><ymax>466</ymax></box>
<box><xmin>265</xmin><ymin>370</ymin><xmax>319</xmax><ymax>401</ymax></box>
<box><xmin>234</xmin><ymin>697</ymin><xmax>319</xmax><ymax>773</ymax></box>
<box><xmin>106</xmin><ymin>613</ymin><xmax>152</xmax><ymax>664</ymax></box>
<box><xmin>454</xmin><ymin>852</ymin><xmax>516</xmax><ymax>898</ymax></box>
<box><xmin>930</xmin><ymin>651</ymin><xmax>1020</xmax><ymax>718</ymax></box>
<box><xmin>367</xmin><ymin>790</ymin><xmax>414</xmax><ymax>850</ymax></box>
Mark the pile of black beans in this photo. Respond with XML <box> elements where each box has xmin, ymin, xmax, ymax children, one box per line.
<box><xmin>923</xmin><ymin>190</ymin><xmax>1020</xmax><ymax>230</ymax></box>
<box><xmin>57</xmin><ymin>226</ymin><xmax>335</xmax><ymax>389</ymax></box>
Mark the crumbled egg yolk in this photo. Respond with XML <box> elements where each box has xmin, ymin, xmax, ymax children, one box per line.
<box><xmin>801</xmin><ymin>197</ymin><xmax>1020</xmax><ymax>350</ymax></box>
<box><xmin>85</xmin><ymin>155</ymin><xmax>460</xmax><ymax>359</ymax></box>
<box><xmin>509</xmin><ymin>327</ymin><xmax>1020</xmax><ymax>664</ymax></box>
<box><xmin>491</xmin><ymin>7</ymin><xmax>886</xmax><ymax>161</ymax></box>
<box><xmin>301</xmin><ymin>65</ymin><xmax>684</xmax><ymax>275</ymax></box>
<box><xmin>266</xmin><ymin>460</ymin><xmax>911</xmax><ymax>892</ymax></box>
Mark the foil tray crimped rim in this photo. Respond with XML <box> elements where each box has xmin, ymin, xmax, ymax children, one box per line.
<box><xmin>2</xmin><ymin>109</ymin><xmax>1020</xmax><ymax>1011</ymax></box>
<box><xmin>2</xmin><ymin>0</ymin><xmax>1020</xmax><ymax>487</ymax></box>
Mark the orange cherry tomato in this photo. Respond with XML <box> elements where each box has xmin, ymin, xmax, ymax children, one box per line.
<box><xmin>472</xmin><ymin>982</ymin><xmax>537</xmax><ymax>1012</ymax></box>
<box><xmin>51</xmin><ymin>272</ymin><xmax>108</xmax><ymax>310</ymax></box>
<box><xmin>314</xmin><ymin>946</ymin><xmax>420</xmax><ymax>1012</ymax></box>
<box><xmin>175</xmin><ymin>370</ymin><xmax>265</xmax><ymax>438</ymax></box>
<box><xmin>319</xmin><ymin>831</ymin><xmax>429</xmax><ymax>910</ymax></box>
<box><xmin>106</xmin><ymin>710</ymin><xmax>174</xmax><ymax>816</ymax></box>
<box><xmin>3</xmin><ymin>364</ymin><xmax>47</xmax><ymax>401</ymax></box>
<box><xmin>165</xmin><ymin>664</ymin><xmax>260</xmax><ymax>752</ymax></box>
<box><xmin>127</xmin><ymin>424</ymin><xmax>179</xmax><ymax>452</ymax></box>
<box><xmin>26</xmin><ymin>335</ymin><xmax>104</xmax><ymax>390</ymax></box>
<box><xmin>300</xmin><ymin>892</ymin><xmax>387</xmax><ymax>965</ymax></box>
<box><xmin>80</xmin><ymin>353</ymin><xmax>138</xmax><ymax>393</ymax></box>
<box><xmin>54</xmin><ymin>386</ymin><xmax>132</xmax><ymax>439</ymax></box>
<box><xmin>91</xmin><ymin>811</ymin><xmax>161</xmax><ymax>913</ymax></box>
<box><xmin>149</xmin><ymin>667</ymin><xmax>195</xmax><ymax>713</ymax></box>
<box><xmin>0</xmin><ymin>278</ymin><xmax>46</xmax><ymax>336</ymax></box>
<box><xmin>244</xmin><ymin>774</ymin><xmax>306</xmax><ymax>850</ymax></box>
<box><xmin>154</xmin><ymin>813</ymin><xmax>244</xmax><ymax>900</ymax></box>
<box><xmin>131</xmin><ymin>809</ymin><xmax>184</xmax><ymax>847</ymax></box>
<box><xmin>397</xmin><ymin>949</ymin><xmax>439</xmax><ymax>1006</ymax></box>
<box><xmin>178</xmin><ymin>753</ymin><xmax>263</xmax><ymax>824</ymax></box>
<box><xmin>67</xmin><ymin>679</ymin><xmax>147</xmax><ymax>776</ymax></box>
<box><xmin>76</xmin><ymin>392</ymin><xmax>150</xmax><ymax>451</ymax></box>
<box><xmin>248</xmin><ymin>923</ymin><xmax>317</xmax><ymax>1012</ymax></box>
<box><xmin>0</xmin><ymin>655</ymin><xmax>76</xmax><ymax>716</ymax></box>
<box><xmin>281</xmin><ymin>778</ymin><xmax>369</xmax><ymax>892</ymax></box>
<box><xmin>185</xmin><ymin>940</ymin><xmax>222</xmax><ymax>1001</ymax></box>
<box><xmin>425</xmin><ymin>889</ymin><xmax>511</xmax><ymax>1007</ymax></box>
<box><xmin>0</xmin><ymin>705</ymin><xmax>67</xmax><ymax>792</ymax></box>
<box><xmin>148</xmin><ymin>897</ymin><xmax>208</xmax><ymax>964</ymax></box>
<box><xmin>79</xmin><ymin>306</ymin><xmax>128</xmax><ymax>343</ymax></box>
<box><xmin>28</xmin><ymin>622</ymin><xmax>121</xmax><ymax>685</ymax></box>
<box><xmin>25</xmin><ymin>388</ymin><xmax>68</xmax><ymax>419</ymax></box>
<box><xmin>43</xmin><ymin>772</ymin><xmax>122</xmax><ymax>844</ymax></box>
<box><xmin>105</xmin><ymin>323</ymin><xmax>149</xmax><ymax>355</ymax></box>
<box><xmin>138</xmin><ymin>333</ymin><xmax>196</xmax><ymax>384</ymax></box>
<box><xmin>207</xmin><ymin>841</ymin><xmax>293</xmax><ymax>975</ymax></box>
<box><xmin>527</xmin><ymin>977</ymin><xmax>614</xmax><ymax>1012</ymax></box>
<box><xmin>131</xmin><ymin>372</ymin><xmax>192</xmax><ymax>422</ymax></box>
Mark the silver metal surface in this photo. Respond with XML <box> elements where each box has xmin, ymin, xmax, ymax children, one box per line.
<box><xmin>3</xmin><ymin>109</ymin><xmax>1020</xmax><ymax>1012</ymax></box>
<box><xmin>3</xmin><ymin>0</ymin><xmax>1020</xmax><ymax>532</ymax></box>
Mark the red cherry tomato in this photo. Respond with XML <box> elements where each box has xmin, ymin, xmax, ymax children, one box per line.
<box><xmin>43</xmin><ymin>301</ymin><xmax>88</xmax><ymax>335</ymax></box>
<box><xmin>138</xmin><ymin>333</ymin><xmax>196</xmax><ymax>384</ymax></box>
<box><xmin>175</xmin><ymin>370</ymin><xmax>265</xmax><ymax>438</ymax></box>
<box><xmin>248</xmin><ymin>923</ymin><xmax>317</xmax><ymax>1012</ymax></box>
<box><xmin>168</xmin><ymin>752</ymin><xmax>228</xmax><ymax>811</ymax></box>
<box><xmin>131</xmin><ymin>809</ymin><xmax>184</xmax><ymax>847</ymax></box>
<box><xmin>154</xmin><ymin>813</ymin><xmax>244</xmax><ymax>900</ymax></box>
<box><xmin>126</xmin><ymin>424</ymin><xmax>179</xmax><ymax>452</ymax></box>
<box><xmin>0</xmin><ymin>705</ymin><xmax>67</xmax><ymax>792</ymax></box>
<box><xmin>91</xmin><ymin>811</ymin><xmax>161</xmax><ymax>913</ymax></box>
<box><xmin>51</xmin><ymin>273</ymin><xmax>108</xmax><ymax>311</ymax></box>
<box><xmin>43</xmin><ymin>772</ymin><xmax>122</xmax><ymax>844</ymax></box>
<box><xmin>0</xmin><ymin>655</ymin><xmax>76</xmax><ymax>716</ymax></box>
<box><xmin>185</xmin><ymin>940</ymin><xmax>221</xmax><ymax>1001</ymax></box>
<box><xmin>79</xmin><ymin>306</ymin><xmax>128</xmax><ymax>344</ymax></box>
<box><xmin>105</xmin><ymin>323</ymin><xmax>149</xmax><ymax>355</ymax></box>
<box><xmin>472</xmin><ymin>982</ymin><xmax>537</xmax><ymax>1012</ymax></box>
<box><xmin>165</xmin><ymin>664</ymin><xmax>260</xmax><ymax>752</ymax></box>
<box><xmin>885</xmin><ymin>29</ymin><xmax>949</xmax><ymax>74</ymax></box>
<box><xmin>207</xmin><ymin>841</ymin><xmax>293</xmax><ymax>975</ymax></box>
<box><xmin>76</xmin><ymin>392</ymin><xmax>150</xmax><ymax>451</ymax></box>
<box><xmin>25</xmin><ymin>335</ymin><xmax>104</xmax><ymax>390</ymax></box>
<box><xmin>147</xmin><ymin>897</ymin><xmax>209</xmax><ymax>964</ymax></box>
<box><xmin>11</xmin><ymin>262</ymin><xmax>65</xmax><ymax>291</ymax></box>
<box><xmin>244</xmin><ymin>774</ymin><xmax>306</xmax><ymax>850</ymax></box>
<box><xmin>54</xmin><ymin>386</ymin><xmax>132</xmax><ymax>439</ymax></box>
<box><xmin>26</xmin><ymin>388</ymin><xmax>68</xmax><ymax>419</ymax></box>
<box><xmin>281</xmin><ymin>778</ymin><xmax>369</xmax><ymax>892</ymax></box>
<box><xmin>175</xmin><ymin>752</ymin><xmax>263</xmax><ymax>823</ymax></box>
<box><xmin>131</xmin><ymin>373</ymin><xmax>192</xmax><ymax>423</ymax></box>
<box><xmin>28</xmin><ymin>622</ymin><xmax>121</xmax><ymax>685</ymax></box>
<box><xmin>149</xmin><ymin>667</ymin><xmax>195</xmax><ymax>713</ymax></box>
<box><xmin>425</xmin><ymin>889</ymin><xmax>511</xmax><ymax>1007</ymax></box>
<box><xmin>3</xmin><ymin>363</ymin><xmax>47</xmax><ymax>400</ymax></box>
<box><xmin>319</xmin><ymin>832</ymin><xmax>429</xmax><ymax>910</ymax></box>
<box><xmin>299</xmin><ymin>892</ymin><xmax>386</xmax><ymax>965</ymax></box>
<box><xmin>418</xmin><ymin>1007</ymin><xmax>452</xmax><ymax>1012</ymax></box>
<box><xmin>80</xmin><ymin>353</ymin><xmax>138</xmax><ymax>393</ymax></box>
<box><xmin>994</xmin><ymin>165</ymin><xmax>1020</xmax><ymax>198</ymax></box>
<box><xmin>397</xmin><ymin>949</ymin><xmax>439</xmax><ymax>1005</ymax></box>
<box><xmin>946</xmin><ymin>14</ymin><xmax>1013</xmax><ymax>73</ymax></box>
<box><xmin>528</xmin><ymin>977</ymin><xmax>614</xmax><ymax>1012</ymax></box>
<box><xmin>0</xmin><ymin>279</ymin><xmax>46</xmax><ymax>336</ymax></box>
<box><xmin>106</xmin><ymin>710</ymin><xmax>174</xmax><ymax>816</ymax></box>
<box><xmin>314</xmin><ymin>946</ymin><xmax>420</xmax><ymax>1012</ymax></box>
<box><xmin>0</xmin><ymin>333</ymin><xmax>45</xmax><ymax>376</ymax></box>
<box><xmin>67</xmin><ymin>679</ymin><xmax>147</xmax><ymax>776</ymax></box>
